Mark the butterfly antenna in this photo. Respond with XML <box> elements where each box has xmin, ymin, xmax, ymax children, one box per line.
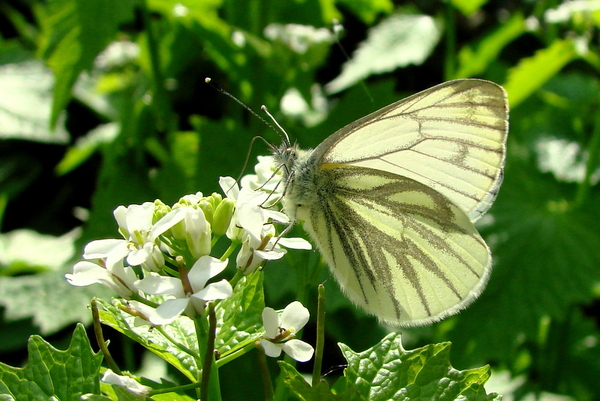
<box><xmin>204</xmin><ymin>77</ymin><xmax>286</xmax><ymax>150</ymax></box>
<box><xmin>261</xmin><ymin>105</ymin><xmax>290</xmax><ymax>147</ymax></box>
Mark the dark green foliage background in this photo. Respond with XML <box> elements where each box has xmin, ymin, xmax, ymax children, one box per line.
<box><xmin>1</xmin><ymin>0</ymin><xmax>600</xmax><ymax>399</ymax></box>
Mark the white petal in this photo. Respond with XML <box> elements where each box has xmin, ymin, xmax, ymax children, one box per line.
<box><xmin>219</xmin><ymin>176</ymin><xmax>239</xmax><ymax>200</ymax></box>
<box><xmin>142</xmin><ymin>243</ymin><xmax>164</xmax><ymax>272</ymax></box>
<box><xmin>126</xmin><ymin>247</ymin><xmax>150</xmax><ymax>266</ymax></box>
<box><xmin>66</xmin><ymin>261</ymin><xmax>110</xmax><ymax>286</ymax></box>
<box><xmin>101</xmin><ymin>369</ymin><xmax>152</xmax><ymax>395</ymax></box>
<box><xmin>255</xmin><ymin>248</ymin><xmax>286</xmax><ymax>261</ymax></box>
<box><xmin>237</xmin><ymin>203</ymin><xmax>264</xmax><ymax>241</ymax></box>
<box><xmin>127</xmin><ymin>300</ymin><xmax>156</xmax><ymax>316</ymax></box>
<box><xmin>264</xmin><ymin>209</ymin><xmax>289</xmax><ymax>224</ymax></box>
<box><xmin>280</xmin><ymin>301</ymin><xmax>310</xmax><ymax>331</ymax></box>
<box><xmin>134</xmin><ymin>274</ymin><xmax>185</xmax><ymax>297</ymax></box>
<box><xmin>147</xmin><ymin>298</ymin><xmax>189</xmax><ymax>325</ymax></box>
<box><xmin>83</xmin><ymin>239</ymin><xmax>127</xmax><ymax>259</ymax></box>
<box><xmin>260</xmin><ymin>339</ymin><xmax>283</xmax><ymax>358</ymax></box>
<box><xmin>113</xmin><ymin>206</ymin><xmax>128</xmax><ymax>233</ymax></box>
<box><xmin>125</xmin><ymin>202</ymin><xmax>155</xmax><ymax>233</ymax></box>
<box><xmin>237</xmin><ymin>187</ymin><xmax>269</xmax><ymax>206</ymax></box>
<box><xmin>67</xmin><ymin>261</ymin><xmax>134</xmax><ymax>298</ymax></box>
<box><xmin>262</xmin><ymin>307</ymin><xmax>280</xmax><ymax>338</ymax></box>
<box><xmin>193</xmin><ymin>280</ymin><xmax>233</xmax><ymax>301</ymax></box>
<box><xmin>277</xmin><ymin>237</ymin><xmax>312</xmax><ymax>250</ymax></box>
<box><xmin>282</xmin><ymin>339</ymin><xmax>314</xmax><ymax>362</ymax></box>
<box><xmin>188</xmin><ymin>256</ymin><xmax>228</xmax><ymax>291</ymax></box>
<box><xmin>151</xmin><ymin>208</ymin><xmax>187</xmax><ymax>239</ymax></box>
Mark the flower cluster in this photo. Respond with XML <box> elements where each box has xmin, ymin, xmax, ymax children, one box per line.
<box><xmin>66</xmin><ymin>157</ymin><xmax>314</xmax><ymax>363</ymax></box>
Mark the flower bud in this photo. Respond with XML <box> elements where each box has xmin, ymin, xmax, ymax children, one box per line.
<box><xmin>153</xmin><ymin>199</ymin><xmax>171</xmax><ymax>223</ymax></box>
<box><xmin>184</xmin><ymin>208</ymin><xmax>212</xmax><ymax>258</ymax></box>
<box><xmin>212</xmin><ymin>198</ymin><xmax>235</xmax><ymax>236</ymax></box>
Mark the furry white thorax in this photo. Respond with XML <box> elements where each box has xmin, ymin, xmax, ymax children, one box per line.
<box><xmin>273</xmin><ymin>143</ymin><xmax>317</xmax><ymax>222</ymax></box>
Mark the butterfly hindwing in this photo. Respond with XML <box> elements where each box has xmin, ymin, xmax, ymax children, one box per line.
<box><xmin>295</xmin><ymin>164</ymin><xmax>491</xmax><ymax>325</ymax></box>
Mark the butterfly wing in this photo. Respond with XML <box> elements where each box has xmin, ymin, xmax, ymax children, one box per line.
<box><xmin>312</xmin><ymin>79</ymin><xmax>508</xmax><ymax>222</ymax></box>
<box><xmin>296</xmin><ymin>165</ymin><xmax>491</xmax><ymax>325</ymax></box>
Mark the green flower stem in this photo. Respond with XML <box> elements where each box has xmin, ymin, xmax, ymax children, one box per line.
<box><xmin>575</xmin><ymin>106</ymin><xmax>600</xmax><ymax>207</ymax></box>
<box><xmin>91</xmin><ymin>299</ymin><xmax>122</xmax><ymax>375</ymax></box>
<box><xmin>229</xmin><ymin>269</ymin><xmax>245</xmax><ymax>289</ymax></box>
<box><xmin>150</xmin><ymin>381</ymin><xmax>202</xmax><ymax>395</ymax></box>
<box><xmin>201</xmin><ymin>303</ymin><xmax>219</xmax><ymax>401</ymax></box>
<box><xmin>220</xmin><ymin>239</ymin><xmax>240</xmax><ymax>261</ymax></box>
<box><xmin>255</xmin><ymin>343</ymin><xmax>274</xmax><ymax>401</ymax></box>
<box><xmin>194</xmin><ymin>309</ymin><xmax>222</xmax><ymax>401</ymax></box>
<box><xmin>211</xmin><ymin>233</ymin><xmax>222</xmax><ymax>248</ymax></box>
<box><xmin>311</xmin><ymin>284</ymin><xmax>326</xmax><ymax>387</ymax></box>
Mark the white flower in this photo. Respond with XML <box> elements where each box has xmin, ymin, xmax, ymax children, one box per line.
<box><xmin>66</xmin><ymin>258</ymin><xmax>137</xmax><ymax>298</ymax></box>
<box><xmin>83</xmin><ymin>203</ymin><xmax>186</xmax><ymax>272</ymax></box>
<box><xmin>219</xmin><ymin>177</ymin><xmax>311</xmax><ymax>274</ymax></box>
<box><xmin>260</xmin><ymin>301</ymin><xmax>314</xmax><ymax>362</ymax></box>
<box><xmin>101</xmin><ymin>369</ymin><xmax>151</xmax><ymax>396</ymax></box>
<box><xmin>239</xmin><ymin>155</ymin><xmax>283</xmax><ymax>194</ymax></box>
<box><xmin>134</xmin><ymin>256</ymin><xmax>232</xmax><ymax>325</ymax></box>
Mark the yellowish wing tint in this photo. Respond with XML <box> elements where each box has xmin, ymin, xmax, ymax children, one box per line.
<box><xmin>297</xmin><ymin>165</ymin><xmax>491</xmax><ymax>325</ymax></box>
<box><xmin>315</xmin><ymin>79</ymin><xmax>508</xmax><ymax>222</ymax></box>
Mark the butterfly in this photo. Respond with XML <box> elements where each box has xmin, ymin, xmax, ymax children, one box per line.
<box><xmin>273</xmin><ymin>79</ymin><xmax>509</xmax><ymax>326</ymax></box>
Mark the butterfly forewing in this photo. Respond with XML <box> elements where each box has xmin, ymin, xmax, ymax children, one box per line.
<box><xmin>296</xmin><ymin>165</ymin><xmax>491</xmax><ymax>325</ymax></box>
<box><xmin>313</xmin><ymin>79</ymin><xmax>508</xmax><ymax>222</ymax></box>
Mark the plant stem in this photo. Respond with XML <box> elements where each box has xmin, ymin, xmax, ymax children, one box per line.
<box><xmin>311</xmin><ymin>284</ymin><xmax>326</xmax><ymax>387</ymax></box>
<box><xmin>255</xmin><ymin>343</ymin><xmax>274</xmax><ymax>401</ymax></box>
<box><xmin>91</xmin><ymin>299</ymin><xmax>122</xmax><ymax>375</ymax></box>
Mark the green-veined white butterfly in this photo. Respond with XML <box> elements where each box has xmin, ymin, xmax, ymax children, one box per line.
<box><xmin>274</xmin><ymin>79</ymin><xmax>508</xmax><ymax>326</ymax></box>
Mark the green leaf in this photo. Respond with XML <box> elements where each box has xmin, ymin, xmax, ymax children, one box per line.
<box><xmin>96</xmin><ymin>298</ymin><xmax>200</xmax><ymax>382</ymax></box>
<box><xmin>450</xmin><ymin>0</ymin><xmax>489</xmax><ymax>17</ymax></box>
<box><xmin>454</xmin><ymin>13</ymin><xmax>526</xmax><ymax>79</ymax></box>
<box><xmin>340</xmin><ymin>333</ymin><xmax>499</xmax><ymax>401</ymax></box>
<box><xmin>0</xmin><ymin>229</ymin><xmax>77</xmax><ymax>275</ymax></box>
<box><xmin>55</xmin><ymin>123</ymin><xmax>119</xmax><ymax>176</ymax></box>
<box><xmin>326</xmin><ymin>12</ymin><xmax>442</xmax><ymax>94</ymax></box>
<box><xmin>335</xmin><ymin>0</ymin><xmax>393</xmax><ymax>24</ymax></box>
<box><xmin>0</xmin><ymin>323</ymin><xmax>103</xmax><ymax>400</ymax></box>
<box><xmin>0</xmin><ymin>272</ymin><xmax>105</xmax><ymax>335</ymax></box>
<box><xmin>505</xmin><ymin>38</ymin><xmax>579</xmax><ymax>108</ymax></box>
<box><xmin>447</xmin><ymin>161</ymin><xmax>600</xmax><ymax>364</ymax></box>
<box><xmin>215</xmin><ymin>269</ymin><xmax>265</xmax><ymax>358</ymax></box>
<box><xmin>150</xmin><ymin>131</ymin><xmax>202</xmax><ymax>199</ymax></box>
<box><xmin>0</xmin><ymin>48</ymin><xmax>69</xmax><ymax>143</ymax></box>
<box><xmin>279</xmin><ymin>360</ymin><xmax>361</xmax><ymax>401</ymax></box>
<box><xmin>35</xmin><ymin>0</ymin><xmax>135</xmax><ymax>127</ymax></box>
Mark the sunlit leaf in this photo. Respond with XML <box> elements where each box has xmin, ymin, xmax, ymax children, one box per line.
<box><xmin>454</xmin><ymin>13</ymin><xmax>525</xmax><ymax>79</ymax></box>
<box><xmin>325</xmin><ymin>12</ymin><xmax>441</xmax><ymax>94</ymax></box>
<box><xmin>36</xmin><ymin>0</ymin><xmax>135</xmax><ymax>127</ymax></box>
<box><xmin>340</xmin><ymin>332</ymin><xmax>500</xmax><ymax>400</ymax></box>
<box><xmin>0</xmin><ymin>324</ymin><xmax>102</xmax><ymax>400</ymax></box>
<box><xmin>505</xmin><ymin>39</ymin><xmax>579</xmax><ymax>108</ymax></box>
<box><xmin>0</xmin><ymin>53</ymin><xmax>68</xmax><ymax>143</ymax></box>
